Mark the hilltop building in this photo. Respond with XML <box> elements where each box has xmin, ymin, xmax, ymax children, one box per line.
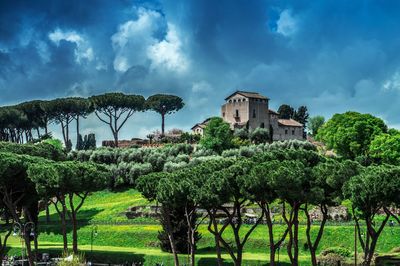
<box><xmin>192</xmin><ymin>91</ymin><xmax>304</xmax><ymax>141</ymax></box>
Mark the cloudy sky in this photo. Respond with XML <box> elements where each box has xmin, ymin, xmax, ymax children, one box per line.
<box><xmin>1</xmin><ymin>0</ymin><xmax>400</xmax><ymax>143</ymax></box>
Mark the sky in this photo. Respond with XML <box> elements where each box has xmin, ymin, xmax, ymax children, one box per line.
<box><xmin>1</xmin><ymin>0</ymin><xmax>400</xmax><ymax>143</ymax></box>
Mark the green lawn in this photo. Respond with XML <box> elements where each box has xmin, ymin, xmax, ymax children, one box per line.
<box><xmin>4</xmin><ymin>189</ymin><xmax>400</xmax><ymax>265</ymax></box>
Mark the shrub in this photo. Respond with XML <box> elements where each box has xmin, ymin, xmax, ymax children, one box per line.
<box><xmin>250</xmin><ymin>127</ymin><xmax>270</xmax><ymax>144</ymax></box>
<box><xmin>234</xmin><ymin>128</ymin><xmax>249</xmax><ymax>140</ymax></box>
<box><xmin>317</xmin><ymin>253</ymin><xmax>345</xmax><ymax>266</ymax></box>
<box><xmin>221</xmin><ymin>149</ymin><xmax>240</xmax><ymax>157</ymax></box>
<box><xmin>163</xmin><ymin>161</ymin><xmax>188</xmax><ymax>172</ymax></box>
<box><xmin>320</xmin><ymin>247</ymin><xmax>352</xmax><ymax>257</ymax></box>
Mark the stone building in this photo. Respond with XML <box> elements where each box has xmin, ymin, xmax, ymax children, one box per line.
<box><xmin>192</xmin><ymin>90</ymin><xmax>304</xmax><ymax>141</ymax></box>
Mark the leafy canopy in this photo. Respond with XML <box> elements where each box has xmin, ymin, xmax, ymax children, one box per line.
<box><xmin>316</xmin><ymin>111</ymin><xmax>387</xmax><ymax>159</ymax></box>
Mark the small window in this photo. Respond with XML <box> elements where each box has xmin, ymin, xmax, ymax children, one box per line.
<box><xmin>229</xmin><ymin>100</ymin><xmax>232</xmax><ymax>103</ymax></box>
<box><xmin>285</xmin><ymin>129</ymin><xmax>288</xmax><ymax>135</ymax></box>
<box><xmin>260</xmin><ymin>123</ymin><xmax>265</xmax><ymax>128</ymax></box>
<box><xmin>292</xmin><ymin>130</ymin><xmax>295</xmax><ymax>135</ymax></box>
<box><xmin>235</xmin><ymin>109</ymin><xmax>239</xmax><ymax>117</ymax></box>
<box><xmin>234</xmin><ymin>99</ymin><xmax>236</xmax><ymax>103</ymax></box>
<box><xmin>253</xmin><ymin>109</ymin><xmax>256</xmax><ymax>118</ymax></box>
<box><xmin>223</xmin><ymin>112</ymin><xmax>225</xmax><ymax>117</ymax></box>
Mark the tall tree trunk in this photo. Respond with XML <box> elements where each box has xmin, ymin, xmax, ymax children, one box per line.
<box><xmin>293</xmin><ymin>205</ymin><xmax>299</xmax><ymax>266</ymax></box>
<box><xmin>76</xmin><ymin>116</ymin><xmax>80</xmax><ymax>149</ymax></box>
<box><xmin>24</xmin><ymin>232</ymin><xmax>34</xmax><ymax>266</ymax></box>
<box><xmin>161</xmin><ymin>113</ymin><xmax>165</xmax><ymax>136</ymax></box>
<box><xmin>113</xmin><ymin>131</ymin><xmax>119</xmax><ymax>147</ymax></box>
<box><xmin>212</xmin><ymin>214</ymin><xmax>223</xmax><ymax>266</ymax></box>
<box><xmin>69</xmin><ymin>194</ymin><xmax>79</xmax><ymax>254</ymax></box>
<box><xmin>53</xmin><ymin>197</ymin><xmax>68</xmax><ymax>253</ymax></box>
<box><xmin>163</xmin><ymin>206</ymin><xmax>179</xmax><ymax>266</ymax></box>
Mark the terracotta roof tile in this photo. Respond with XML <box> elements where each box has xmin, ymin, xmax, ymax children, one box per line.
<box><xmin>225</xmin><ymin>90</ymin><xmax>269</xmax><ymax>100</ymax></box>
<box><xmin>278</xmin><ymin>119</ymin><xmax>303</xmax><ymax>127</ymax></box>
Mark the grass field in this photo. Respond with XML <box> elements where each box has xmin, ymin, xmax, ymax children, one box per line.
<box><xmin>4</xmin><ymin>189</ymin><xmax>400</xmax><ymax>265</ymax></box>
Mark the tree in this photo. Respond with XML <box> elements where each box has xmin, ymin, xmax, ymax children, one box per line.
<box><xmin>308</xmin><ymin>116</ymin><xmax>325</xmax><ymax>136</ymax></box>
<box><xmin>146</xmin><ymin>94</ymin><xmax>184</xmax><ymax>136</ymax></box>
<box><xmin>278</xmin><ymin>104</ymin><xmax>294</xmax><ymax>119</ymax></box>
<box><xmin>28</xmin><ymin>161</ymin><xmax>109</xmax><ymax>253</ymax></box>
<box><xmin>316</xmin><ymin>111</ymin><xmax>387</xmax><ymax>159</ymax></box>
<box><xmin>199</xmin><ymin>117</ymin><xmax>233</xmax><ymax>154</ymax></box>
<box><xmin>69</xmin><ymin>97</ymin><xmax>93</xmax><ymax>149</ymax></box>
<box><xmin>305</xmin><ymin>159</ymin><xmax>360</xmax><ymax>265</ymax></box>
<box><xmin>16</xmin><ymin>100</ymin><xmax>47</xmax><ymax>140</ymax></box>
<box><xmin>244</xmin><ymin>160</ymin><xmax>285</xmax><ymax>265</ymax></box>
<box><xmin>200</xmin><ymin>159</ymin><xmax>264</xmax><ymax>266</ymax></box>
<box><xmin>249</xmin><ymin>127</ymin><xmax>270</xmax><ymax>144</ymax></box>
<box><xmin>90</xmin><ymin>93</ymin><xmax>146</xmax><ymax>147</ymax></box>
<box><xmin>46</xmin><ymin>98</ymin><xmax>77</xmax><ymax>151</ymax></box>
<box><xmin>344</xmin><ymin>165</ymin><xmax>399</xmax><ymax>265</ymax></box>
<box><xmin>83</xmin><ymin>133</ymin><xmax>96</xmax><ymax>150</ymax></box>
<box><xmin>369</xmin><ymin>132</ymin><xmax>400</xmax><ymax>164</ymax></box>
<box><xmin>293</xmin><ymin>106</ymin><xmax>309</xmax><ymax>139</ymax></box>
<box><xmin>0</xmin><ymin>153</ymin><xmax>43</xmax><ymax>265</ymax></box>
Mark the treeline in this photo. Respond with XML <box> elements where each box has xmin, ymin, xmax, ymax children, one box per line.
<box><xmin>0</xmin><ymin>93</ymin><xmax>184</xmax><ymax>150</ymax></box>
<box><xmin>136</xmin><ymin>144</ymin><xmax>400</xmax><ymax>266</ymax></box>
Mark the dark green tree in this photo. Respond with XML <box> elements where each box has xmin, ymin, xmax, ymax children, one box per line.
<box><xmin>250</xmin><ymin>127</ymin><xmax>270</xmax><ymax>144</ymax></box>
<box><xmin>244</xmin><ymin>160</ymin><xmax>284</xmax><ymax>265</ymax></box>
<box><xmin>304</xmin><ymin>159</ymin><xmax>360</xmax><ymax>266</ymax></box>
<box><xmin>199</xmin><ymin>117</ymin><xmax>233</xmax><ymax>154</ymax></box>
<box><xmin>28</xmin><ymin>161</ymin><xmax>109</xmax><ymax>253</ymax></box>
<box><xmin>146</xmin><ymin>94</ymin><xmax>184</xmax><ymax>136</ymax></box>
<box><xmin>344</xmin><ymin>165</ymin><xmax>399</xmax><ymax>266</ymax></box>
<box><xmin>90</xmin><ymin>93</ymin><xmax>146</xmax><ymax>147</ymax></box>
<box><xmin>199</xmin><ymin>159</ymin><xmax>264</xmax><ymax>266</ymax></box>
<box><xmin>278</xmin><ymin>104</ymin><xmax>295</xmax><ymax>119</ymax></box>
<box><xmin>293</xmin><ymin>106</ymin><xmax>309</xmax><ymax>138</ymax></box>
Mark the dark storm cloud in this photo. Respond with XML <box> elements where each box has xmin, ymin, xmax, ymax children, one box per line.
<box><xmin>2</xmin><ymin>0</ymin><xmax>400</xmax><ymax>141</ymax></box>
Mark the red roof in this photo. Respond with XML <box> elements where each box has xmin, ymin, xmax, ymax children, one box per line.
<box><xmin>278</xmin><ymin>119</ymin><xmax>303</xmax><ymax>127</ymax></box>
<box><xmin>225</xmin><ymin>91</ymin><xmax>269</xmax><ymax>100</ymax></box>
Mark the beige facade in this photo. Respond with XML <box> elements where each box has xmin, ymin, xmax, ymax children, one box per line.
<box><xmin>221</xmin><ymin>91</ymin><xmax>270</xmax><ymax>129</ymax></box>
<box><xmin>192</xmin><ymin>90</ymin><xmax>304</xmax><ymax>141</ymax></box>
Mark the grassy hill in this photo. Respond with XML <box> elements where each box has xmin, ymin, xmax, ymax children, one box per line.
<box><xmin>3</xmin><ymin>189</ymin><xmax>400</xmax><ymax>265</ymax></box>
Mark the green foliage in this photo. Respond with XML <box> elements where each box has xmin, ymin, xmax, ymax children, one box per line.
<box><xmin>317</xmin><ymin>111</ymin><xmax>388</xmax><ymax>159</ymax></box>
<box><xmin>369</xmin><ymin>132</ymin><xmax>400</xmax><ymax>164</ymax></box>
<box><xmin>250</xmin><ymin>127</ymin><xmax>270</xmax><ymax>144</ymax></box>
<box><xmin>179</xmin><ymin>132</ymin><xmax>200</xmax><ymax>144</ymax></box>
<box><xmin>146</xmin><ymin>94</ymin><xmax>184</xmax><ymax>115</ymax></box>
<box><xmin>278</xmin><ymin>104</ymin><xmax>295</xmax><ymax>119</ymax></box>
<box><xmin>0</xmin><ymin>141</ymin><xmax>66</xmax><ymax>161</ymax></box>
<box><xmin>320</xmin><ymin>247</ymin><xmax>352</xmax><ymax>257</ymax></box>
<box><xmin>308</xmin><ymin>116</ymin><xmax>325</xmax><ymax>136</ymax></box>
<box><xmin>199</xmin><ymin>117</ymin><xmax>233</xmax><ymax>154</ymax></box>
<box><xmin>234</xmin><ymin>128</ymin><xmax>249</xmax><ymax>140</ymax></box>
<box><xmin>89</xmin><ymin>93</ymin><xmax>146</xmax><ymax>146</ymax></box>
